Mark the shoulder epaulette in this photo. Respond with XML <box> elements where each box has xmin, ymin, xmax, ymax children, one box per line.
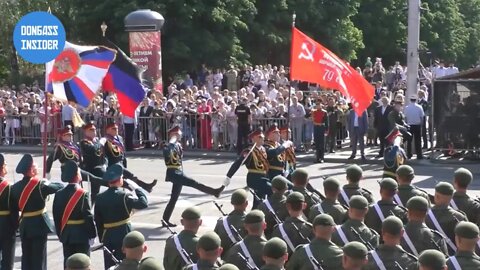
<box><xmin>430</xmin><ymin>229</ymin><xmax>444</xmax><ymax>240</ymax></box>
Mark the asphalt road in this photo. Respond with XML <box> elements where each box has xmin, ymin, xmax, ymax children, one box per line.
<box><xmin>2</xmin><ymin>153</ymin><xmax>479</xmax><ymax>269</ymax></box>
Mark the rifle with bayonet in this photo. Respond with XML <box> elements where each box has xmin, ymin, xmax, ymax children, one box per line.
<box><xmin>213</xmin><ymin>201</ymin><xmax>227</xmax><ymax>216</ymax></box>
<box><xmin>161</xmin><ymin>219</ymin><xmax>194</xmax><ymax>264</ymax></box>
<box><xmin>351</xmin><ymin>227</ymin><xmax>376</xmax><ymax>251</ymax></box>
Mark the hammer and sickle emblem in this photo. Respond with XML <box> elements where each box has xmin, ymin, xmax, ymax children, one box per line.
<box><xmin>298</xmin><ymin>42</ymin><xmax>316</xmax><ymax>62</ymax></box>
<box><xmin>54</xmin><ymin>57</ymin><xmax>73</xmax><ymax>74</ymax></box>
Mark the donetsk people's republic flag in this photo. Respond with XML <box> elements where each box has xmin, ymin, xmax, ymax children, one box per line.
<box><xmin>290</xmin><ymin>27</ymin><xmax>374</xmax><ymax>116</ymax></box>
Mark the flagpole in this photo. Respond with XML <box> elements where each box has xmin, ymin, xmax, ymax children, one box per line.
<box><xmin>43</xmin><ymin>6</ymin><xmax>52</xmax><ymax>178</ymax></box>
<box><xmin>101</xmin><ymin>22</ymin><xmax>108</xmax><ymax>134</ymax></box>
<box><xmin>287</xmin><ymin>12</ymin><xmax>296</xmax><ymax>141</ymax></box>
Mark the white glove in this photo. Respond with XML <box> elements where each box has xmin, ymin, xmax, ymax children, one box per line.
<box><xmin>125</xmin><ymin>179</ymin><xmax>140</xmax><ymax>190</ymax></box>
<box><xmin>169</xmin><ymin>135</ymin><xmax>178</xmax><ymax>144</ymax></box>
<box><xmin>46</xmin><ymin>173</ymin><xmax>51</xmax><ymax>180</ymax></box>
<box><xmin>282</xmin><ymin>140</ymin><xmax>293</xmax><ymax>148</ymax></box>
<box><xmin>99</xmin><ymin>138</ymin><xmax>107</xmax><ymax>146</ymax></box>
<box><xmin>89</xmin><ymin>238</ymin><xmax>95</xmax><ymax>246</ymax></box>
<box><xmin>223</xmin><ymin>176</ymin><xmax>231</xmax><ymax>187</ymax></box>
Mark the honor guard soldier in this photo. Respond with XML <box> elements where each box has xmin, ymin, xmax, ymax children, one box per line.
<box><xmin>80</xmin><ymin>122</ymin><xmax>108</xmax><ymax>201</ymax></box>
<box><xmin>46</xmin><ymin>125</ymin><xmax>81</xmax><ymax>179</ymax></box>
<box><xmin>225</xmin><ymin>129</ymin><xmax>271</xmax><ymax>208</ymax></box>
<box><xmin>94</xmin><ymin>164</ymin><xmax>148</xmax><ymax>269</ymax></box>
<box><xmin>418</xmin><ymin>250</ymin><xmax>447</xmax><ymax>270</ymax></box>
<box><xmin>0</xmin><ymin>154</ymin><xmax>17</xmax><ymax>270</ymax></box>
<box><xmin>341</xmin><ymin>242</ymin><xmax>369</xmax><ymax>270</ymax></box>
<box><xmin>279</xmin><ymin>126</ymin><xmax>296</xmax><ymax>179</ymax></box>
<box><xmin>388</xmin><ymin>97</ymin><xmax>412</xmax><ymax>142</ymax></box>
<box><xmin>52</xmin><ymin>161</ymin><xmax>96</xmax><ymax>267</ymax></box>
<box><xmin>426</xmin><ymin>182</ymin><xmax>467</xmax><ymax>256</ymax></box>
<box><xmin>451</xmin><ymin>168</ymin><xmax>480</xmax><ymax>224</ymax></box>
<box><xmin>363</xmin><ymin>216</ymin><xmax>418</xmax><ymax>270</ymax></box>
<box><xmin>11</xmin><ymin>154</ymin><xmax>64</xmax><ymax>270</ymax></box>
<box><xmin>225</xmin><ymin>210</ymin><xmax>267</xmax><ymax>269</ymax></box>
<box><xmin>214</xmin><ymin>189</ymin><xmax>248</xmax><ymax>256</ymax></box>
<box><xmin>264</xmin><ymin>124</ymin><xmax>292</xmax><ymax>180</ymax></box>
<box><xmin>447</xmin><ymin>221</ymin><xmax>480</xmax><ymax>269</ymax></box>
<box><xmin>164</xmin><ymin>207</ymin><xmax>202</xmax><ymax>270</ymax></box>
<box><xmin>291</xmin><ymin>169</ymin><xmax>321</xmax><ymax>218</ymax></box>
<box><xmin>261</xmin><ymin>237</ymin><xmax>288</xmax><ymax>270</ymax></box>
<box><xmin>104</xmin><ymin>123</ymin><xmax>157</xmax><ymax>192</ymax></box>
<box><xmin>272</xmin><ymin>192</ymin><xmax>313</xmax><ymax>255</ymax></box>
<box><xmin>308</xmin><ymin>177</ymin><xmax>347</xmax><ymax>225</ymax></box>
<box><xmin>382</xmin><ymin>127</ymin><xmax>407</xmax><ymax>179</ymax></box>
<box><xmin>394</xmin><ymin>165</ymin><xmax>431</xmax><ymax>207</ymax></box>
<box><xmin>338</xmin><ymin>165</ymin><xmax>374</xmax><ymax>207</ymax></box>
<box><xmin>114</xmin><ymin>231</ymin><xmax>147</xmax><ymax>270</ymax></box>
<box><xmin>183</xmin><ymin>231</ymin><xmax>223</xmax><ymax>270</ymax></box>
<box><xmin>332</xmin><ymin>196</ymin><xmax>379</xmax><ymax>249</ymax></box>
<box><xmin>140</xmin><ymin>257</ymin><xmax>164</xmax><ymax>270</ymax></box>
<box><xmin>311</xmin><ymin>99</ymin><xmax>328</xmax><ymax>163</ymax></box>
<box><xmin>401</xmin><ymin>196</ymin><xmax>448</xmax><ymax>257</ymax></box>
<box><xmin>66</xmin><ymin>253</ymin><xmax>91</xmax><ymax>270</ymax></box>
<box><xmin>365</xmin><ymin>178</ymin><xmax>407</xmax><ymax>236</ymax></box>
<box><xmin>258</xmin><ymin>176</ymin><xmax>290</xmax><ymax>238</ymax></box>
<box><xmin>287</xmin><ymin>214</ymin><xmax>343</xmax><ymax>270</ymax></box>
<box><xmin>163</xmin><ymin>126</ymin><xmax>226</xmax><ymax>227</ymax></box>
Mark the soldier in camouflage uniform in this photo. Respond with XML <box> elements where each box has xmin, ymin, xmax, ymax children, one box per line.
<box><xmin>451</xmin><ymin>168</ymin><xmax>480</xmax><ymax>224</ymax></box>
<box><xmin>308</xmin><ymin>177</ymin><xmax>347</xmax><ymax>225</ymax></box>
<box><xmin>447</xmin><ymin>221</ymin><xmax>480</xmax><ymax>269</ymax></box>
<box><xmin>183</xmin><ymin>232</ymin><xmax>223</xmax><ymax>270</ymax></box>
<box><xmin>338</xmin><ymin>165</ymin><xmax>374</xmax><ymax>206</ymax></box>
<box><xmin>257</xmin><ymin>176</ymin><xmax>290</xmax><ymax>239</ymax></box>
<box><xmin>394</xmin><ymin>165</ymin><xmax>431</xmax><ymax>207</ymax></box>
<box><xmin>290</xmin><ymin>169</ymin><xmax>322</xmax><ymax>218</ymax></box>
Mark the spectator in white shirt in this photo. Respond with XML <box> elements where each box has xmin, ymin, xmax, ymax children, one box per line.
<box><xmin>267</xmin><ymin>84</ymin><xmax>279</xmax><ymax>101</ymax></box>
<box><xmin>404</xmin><ymin>95</ymin><xmax>425</xmax><ymax>159</ymax></box>
<box><xmin>289</xmin><ymin>96</ymin><xmax>306</xmax><ymax>148</ymax></box>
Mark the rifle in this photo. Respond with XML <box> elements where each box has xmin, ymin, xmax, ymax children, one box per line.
<box><xmin>213</xmin><ymin>201</ymin><xmax>227</xmax><ymax>216</ymax></box>
<box><xmin>351</xmin><ymin>227</ymin><xmax>375</xmax><ymax>251</ymax></box>
<box><xmin>237</xmin><ymin>252</ymin><xmax>259</xmax><ymax>270</ymax></box>
<box><xmin>306</xmin><ymin>182</ymin><xmax>326</xmax><ymax>201</ymax></box>
<box><xmin>308</xmin><ymin>256</ymin><xmax>325</xmax><ymax>270</ymax></box>
<box><xmin>292</xmin><ymin>222</ymin><xmax>311</xmax><ymax>243</ymax></box>
<box><xmin>91</xmin><ymin>244</ymin><xmax>120</xmax><ymax>265</ymax></box>
<box><xmin>394</xmin><ymin>261</ymin><xmax>404</xmax><ymax>270</ymax></box>
<box><xmin>212</xmin><ymin>202</ymin><xmax>243</xmax><ymax>242</ymax></box>
<box><xmin>250</xmin><ymin>189</ymin><xmax>282</xmax><ymax>224</ymax></box>
<box><xmin>161</xmin><ymin>219</ymin><xmax>194</xmax><ymax>264</ymax></box>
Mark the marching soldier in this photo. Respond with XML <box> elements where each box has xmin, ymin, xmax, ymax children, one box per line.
<box><xmin>338</xmin><ymin>165</ymin><xmax>374</xmax><ymax>206</ymax></box>
<box><xmin>11</xmin><ymin>154</ymin><xmax>64</xmax><ymax>270</ymax></box>
<box><xmin>451</xmin><ymin>168</ymin><xmax>480</xmax><ymax>224</ymax></box>
<box><xmin>164</xmin><ymin>207</ymin><xmax>202</xmax><ymax>270</ymax></box>
<box><xmin>365</xmin><ymin>178</ymin><xmax>407</xmax><ymax>236</ymax></box>
<box><xmin>446</xmin><ymin>221</ymin><xmax>480</xmax><ymax>269</ymax></box>
<box><xmin>225</xmin><ymin>129</ymin><xmax>271</xmax><ymax>208</ymax></box>
<box><xmin>261</xmin><ymin>237</ymin><xmax>288</xmax><ymax>270</ymax></box>
<box><xmin>311</xmin><ymin>99</ymin><xmax>328</xmax><ymax>163</ymax></box>
<box><xmin>0</xmin><ymin>154</ymin><xmax>17</xmax><ymax>270</ymax></box>
<box><xmin>331</xmin><ymin>195</ymin><xmax>379</xmax><ymax>249</ymax></box>
<box><xmin>291</xmin><ymin>169</ymin><xmax>322</xmax><ymax>218</ymax></box>
<box><xmin>287</xmin><ymin>214</ymin><xmax>343</xmax><ymax>269</ymax></box>
<box><xmin>264</xmin><ymin>124</ymin><xmax>292</xmax><ymax>180</ymax></box>
<box><xmin>271</xmin><ymin>192</ymin><xmax>313</xmax><ymax>255</ymax></box>
<box><xmin>418</xmin><ymin>250</ymin><xmax>447</xmax><ymax>270</ymax></box>
<box><xmin>139</xmin><ymin>257</ymin><xmax>164</xmax><ymax>270</ymax></box>
<box><xmin>94</xmin><ymin>163</ymin><xmax>148</xmax><ymax>269</ymax></box>
<box><xmin>66</xmin><ymin>253</ymin><xmax>92</xmax><ymax>270</ymax></box>
<box><xmin>341</xmin><ymin>242</ymin><xmax>369</xmax><ymax>270</ymax></box>
<box><xmin>114</xmin><ymin>231</ymin><xmax>147</xmax><ymax>270</ymax></box>
<box><xmin>163</xmin><ymin>126</ymin><xmax>226</xmax><ymax>227</ymax></box>
<box><xmin>225</xmin><ymin>210</ymin><xmax>267</xmax><ymax>269</ymax></box>
<box><xmin>382</xmin><ymin>127</ymin><xmax>407</xmax><ymax>179</ymax></box>
<box><xmin>46</xmin><ymin>125</ymin><xmax>81</xmax><ymax>180</ymax></box>
<box><xmin>279</xmin><ymin>126</ymin><xmax>296</xmax><ymax>179</ymax></box>
<box><xmin>426</xmin><ymin>182</ymin><xmax>467</xmax><ymax>256</ymax></box>
<box><xmin>258</xmin><ymin>176</ymin><xmax>289</xmax><ymax>238</ymax></box>
<box><xmin>401</xmin><ymin>196</ymin><xmax>448</xmax><ymax>257</ymax></box>
<box><xmin>308</xmin><ymin>177</ymin><xmax>347</xmax><ymax>225</ymax></box>
<box><xmin>104</xmin><ymin>123</ymin><xmax>157</xmax><ymax>192</ymax></box>
<box><xmin>394</xmin><ymin>165</ymin><xmax>431</xmax><ymax>206</ymax></box>
<box><xmin>363</xmin><ymin>216</ymin><xmax>418</xmax><ymax>270</ymax></box>
<box><xmin>52</xmin><ymin>160</ymin><xmax>96</xmax><ymax>267</ymax></box>
<box><xmin>214</xmin><ymin>189</ymin><xmax>248</xmax><ymax>256</ymax></box>
<box><xmin>183</xmin><ymin>231</ymin><xmax>223</xmax><ymax>270</ymax></box>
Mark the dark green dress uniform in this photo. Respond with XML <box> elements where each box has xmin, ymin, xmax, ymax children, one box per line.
<box><xmin>271</xmin><ymin>216</ymin><xmax>313</xmax><ymax>255</ymax></box>
<box><xmin>183</xmin><ymin>259</ymin><xmax>219</xmax><ymax>270</ymax></box>
<box><xmin>338</xmin><ymin>183</ymin><xmax>374</xmax><ymax>206</ymax></box>
<box><xmin>291</xmin><ymin>186</ymin><xmax>321</xmax><ymax>218</ymax></box>
<box><xmin>258</xmin><ymin>193</ymin><xmax>289</xmax><ymax>239</ymax></box>
<box><xmin>183</xmin><ymin>232</ymin><xmax>222</xmax><ymax>270</ymax></box>
<box><xmin>331</xmin><ymin>219</ymin><xmax>379</xmax><ymax>249</ymax></box>
<box><xmin>262</xmin><ymin>237</ymin><xmax>288</xmax><ymax>270</ymax></box>
<box><xmin>426</xmin><ymin>205</ymin><xmax>467</xmax><ymax>255</ymax></box>
<box><xmin>66</xmin><ymin>253</ymin><xmax>91</xmax><ymax>270</ymax></box>
<box><xmin>114</xmin><ymin>231</ymin><xmax>146</xmax><ymax>270</ymax></box>
<box><xmin>11</xmin><ymin>154</ymin><xmax>64</xmax><ymax>270</ymax></box>
<box><xmin>214</xmin><ymin>209</ymin><xmax>247</xmax><ymax>256</ymax></box>
<box><xmin>401</xmin><ymin>221</ymin><xmax>448</xmax><ymax>256</ymax></box>
<box><xmin>164</xmin><ymin>230</ymin><xmax>199</xmax><ymax>269</ymax></box>
<box><xmin>365</xmin><ymin>199</ymin><xmax>407</xmax><ymax>236</ymax></box>
<box><xmin>264</xmin><ymin>140</ymin><xmax>286</xmax><ymax>180</ymax></box>
<box><xmin>94</xmin><ymin>164</ymin><xmax>148</xmax><ymax>269</ymax></box>
<box><xmin>395</xmin><ymin>184</ymin><xmax>430</xmax><ymax>207</ymax></box>
<box><xmin>0</xmin><ymin>160</ymin><xmax>18</xmax><ymax>270</ymax></box>
<box><xmin>225</xmin><ymin>234</ymin><xmax>267</xmax><ymax>269</ymax></box>
<box><xmin>363</xmin><ymin>245</ymin><xmax>418</xmax><ymax>270</ymax></box>
<box><xmin>446</xmin><ymin>221</ymin><xmax>480</xmax><ymax>269</ymax></box>
<box><xmin>308</xmin><ymin>198</ymin><xmax>347</xmax><ymax>225</ymax></box>
<box><xmin>451</xmin><ymin>191</ymin><xmax>480</xmax><ymax>224</ymax></box>
<box><xmin>418</xmin><ymin>250</ymin><xmax>447</xmax><ymax>270</ymax></box>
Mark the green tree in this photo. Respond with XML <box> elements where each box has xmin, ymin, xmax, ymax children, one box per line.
<box><xmin>455</xmin><ymin>0</ymin><xmax>480</xmax><ymax>68</ymax></box>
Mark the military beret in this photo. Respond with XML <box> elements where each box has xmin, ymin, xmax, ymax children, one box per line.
<box><xmin>102</xmin><ymin>163</ymin><xmax>123</xmax><ymax>183</ymax></box>
<box><xmin>263</xmin><ymin>237</ymin><xmax>287</xmax><ymax>259</ymax></box>
<box><xmin>123</xmin><ymin>231</ymin><xmax>145</xmax><ymax>248</ymax></box>
<box><xmin>198</xmin><ymin>232</ymin><xmax>221</xmax><ymax>251</ymax></box>
<box><xmin>286</xmin><ymin>191</ymin><xmax>305</xmax><ymax>203</ymax></box>
<box><xmin>66</xmin><ymin>253</ymin><xmax>90</xmax><ymax>269</ymax></box>
<box><xmin>396</xmin><ymin>165</ymin><xmax>414</xmax><ymax>178</ymax></box>
<box><xmin>323</xmin><ymin>177</ymin><xmax>340</xmax><ymax>191</ymax></box>
<box><xmin>406</xmin><ymin>196</ymin><xmax>429</xmax><ymax>212</ymax></box>
<box><xmin>219</xmin><ymin>264</ymin><xmax>240</xmax><ymax>270</ymax></box>
<box><xmin>61</xmin><ymin>160</ymin><xmax>79</xmax><ymax>183</ymax></box>
<box><xmin>138</xmin><ymin>257</ymin><xmax>164</xmax><ymax>270</ymax></box>
<box><xmin>382</xmin><ymin>216</ymin><xmax>403</xmax><ymax>235</ymax></box>
<box><xmin>346</xmin><ymin>164</ymin><xmax>363</xmax><ymax>182</ymax></box>
<box><xmin>454</xmin><ymin>168</ymin><xmax>473</xmax><ymax>187</ymax></box>
<box><xmin>418</xmin><ymin>250</ymin><xmax>446</xmax><ymax>269</ymax></box>
<box><xmin>349</xmin><ymin>195</ymin><xmax>368</xmax><ymax>209</ymax></box>
<box><xmin>379</xmin><ymin>178</ymin><xmax>398</xmax><ymax>191</ymax></box>
<box><xmin>292</xmin><ymin>169</ymin><xmax>309</xmax><ymax>182</ymax></box>
<box><xmin>343</xmin><ymin>241</ymin><xmax>368</xmax><ymax>260</ymax></box>
<box><xmin>244</xmin><ymin>210</ymin><xmax>265</xmax><ymax>224</ymax></box>
<box><xmin>271</xmin><ymin>176</ymin><xmax>289</xmax><ymax>190</ymax></box>
<box><xmin>231</xmin><ymin>189</ymin><xmax>248</xmax><ymax>205</ymax></box>
<box><xmin>313</xmin><ymin>214</ymin><xmax>335</xmax><ymax>227</ymax></box>
<box><xmin>16</xmin><ymin>154</ymin><xmax>33</xmax><ymax>174</ymax></box>
<box><xmin>435</xmin><ymin>182</ymin><xmax>454</xmax><ymax>196</ymax></box>
<box><xmin>455</xmin><ymin>221</ymin><xmax>479</xmax><ymax>239</ymax></box>
<box><xmin>181</xmin><ymin>207</ymin><xmax>201</xmax><ymax>220</ymax></box>
<box><xmin>0</xmin><ymin>153</ymin><xmax>4</xmax><ymax>167</ymax></box>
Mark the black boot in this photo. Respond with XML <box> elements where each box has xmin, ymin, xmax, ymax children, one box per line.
<box><xmin>133</xmin><ymin>177</ymin><xmax>158</xmax><ymax>193</ymax></box>
<box><xmin>197</xmin><ymin>183</ymin><xmax>225</xmax><ymax>198</ymax></box>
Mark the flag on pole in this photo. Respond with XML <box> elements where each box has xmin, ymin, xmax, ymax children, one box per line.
<box><xmin>290</xmin><ymin>27</ymin><xmax>374</xmax><ymax>115</ymax></box>
<box><xmin>102</xmin><ymin>40</ymin><xmax>146</xmax><ymax>118</ymax></box>
<box><xmin>46</xmin><ymin>42</ymin><xmax>116</xmax><ymax>108</ymax></box>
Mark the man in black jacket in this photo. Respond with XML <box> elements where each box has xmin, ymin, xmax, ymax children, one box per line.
<box><xmin>374</xmin><ymin>97</ymin><xmax>393</xmax><ymax>158</ymax></box>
